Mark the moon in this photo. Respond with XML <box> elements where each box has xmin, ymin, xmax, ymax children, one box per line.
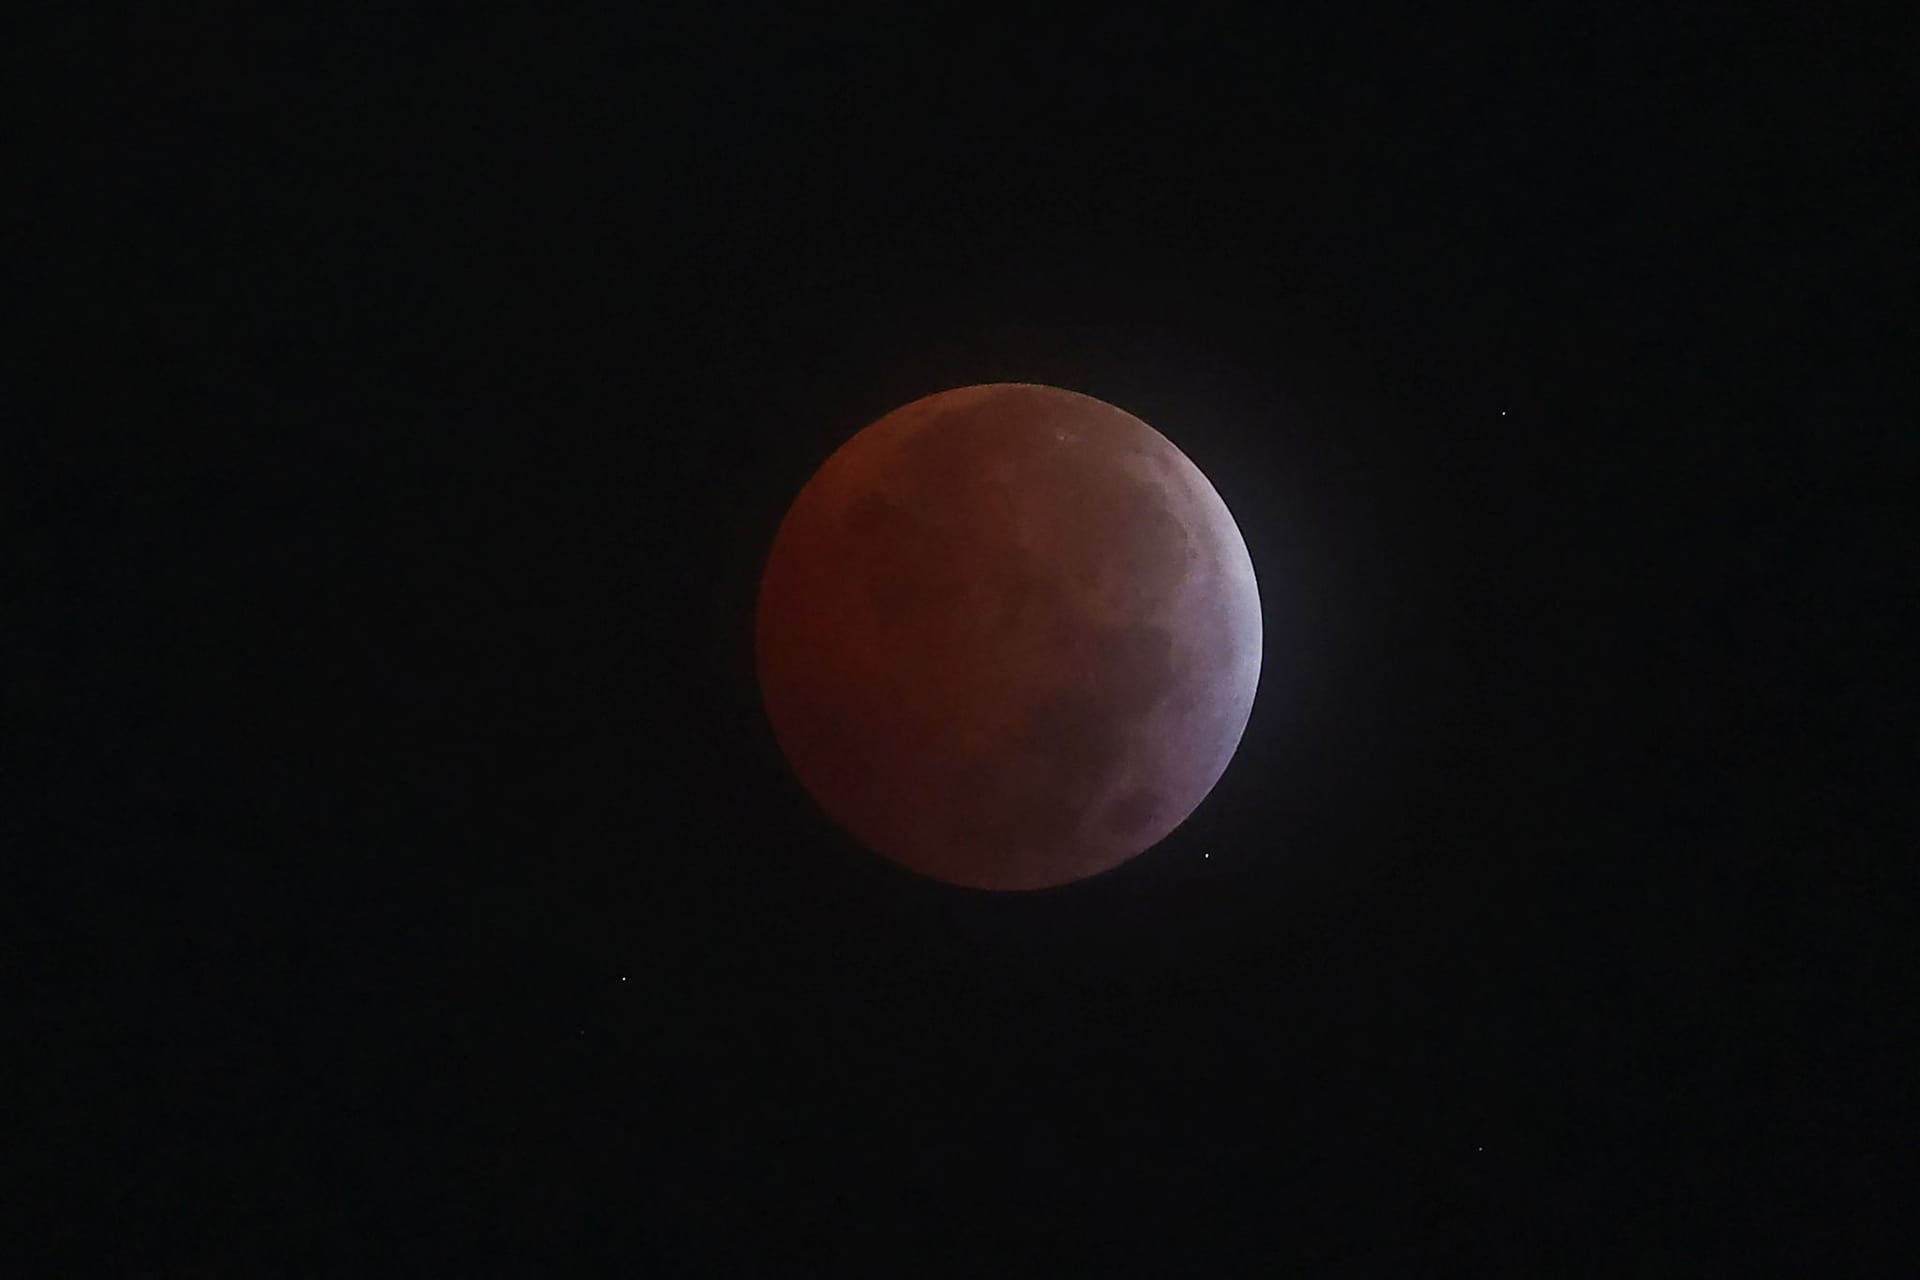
<box><xmin>756</xmin><ymin>383</ymin><xmax>1261</xmax><ymax>891</ymax></box>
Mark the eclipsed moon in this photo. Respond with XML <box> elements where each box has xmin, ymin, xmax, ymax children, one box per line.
<box><xmin>756</xmin><ymin>383</ymin><xmax>1261</xmax><ymax>891</ymax></box>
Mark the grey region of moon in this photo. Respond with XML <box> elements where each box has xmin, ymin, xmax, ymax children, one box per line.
<box><xmin>755</xmin><ymin>383</ymin><xmax>1262</xmax><ymax>891</ymax></box>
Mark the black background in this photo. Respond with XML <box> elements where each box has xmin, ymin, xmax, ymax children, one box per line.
<box><xmin>12</xmin><ymin>7</ymin><xmax>1912</xmax><ymax>1273</ymax></box>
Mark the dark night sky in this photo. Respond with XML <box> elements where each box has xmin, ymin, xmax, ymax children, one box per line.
<box><xmin>12</xmin><ymin>7</ymin><xmax>1912</xmax><ymax>1273</ymax></box>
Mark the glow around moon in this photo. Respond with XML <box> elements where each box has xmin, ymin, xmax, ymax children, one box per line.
<box><xmin>756</xmin><ymin>383</ymin><xmax>1261</xmax><ymax>890</ymax></box>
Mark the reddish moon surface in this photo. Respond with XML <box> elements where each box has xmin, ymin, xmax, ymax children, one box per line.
<box><xmin>755</xmin><ymin>383</ymin><xmax>1261</xmax><ymax>890</ymax></box>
